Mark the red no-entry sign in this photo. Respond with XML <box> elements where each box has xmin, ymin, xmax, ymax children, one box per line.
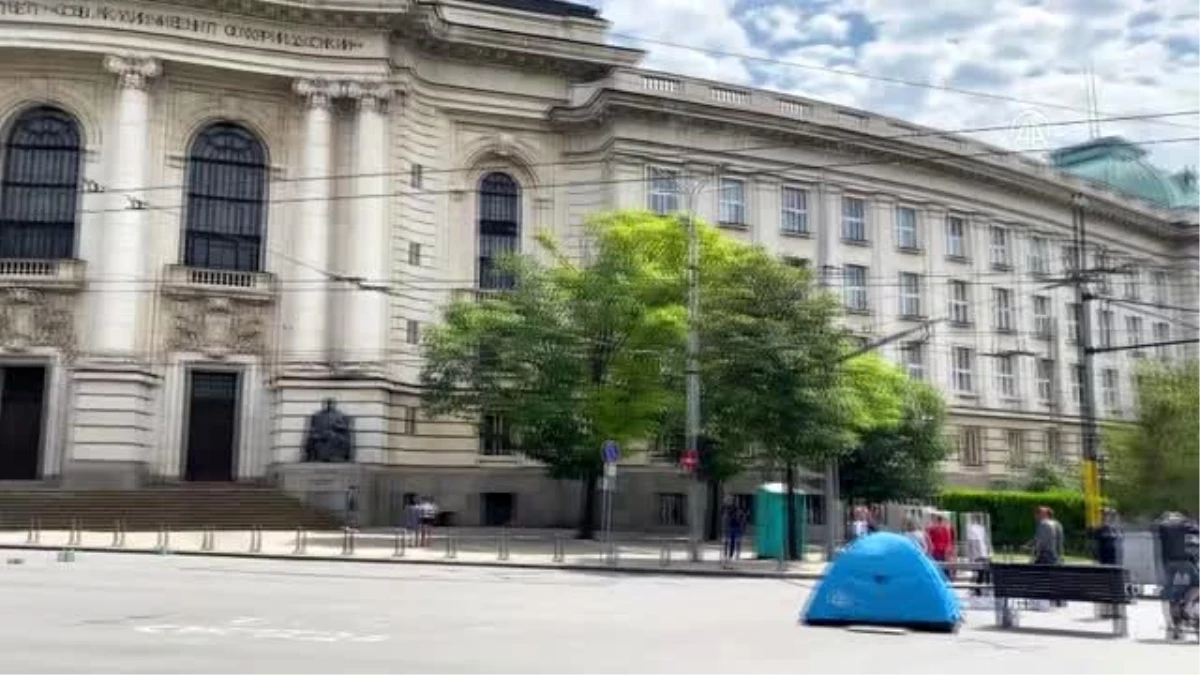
<box><xmin>681</xmin><ymin>449</ymin><xmax>698</xmax><ymax>472</ymax></box>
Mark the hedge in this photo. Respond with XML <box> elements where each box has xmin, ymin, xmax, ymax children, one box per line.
<box><xmin>937</xmin><ymin>489</ymin><xmax>1091</xmax><ymax>556</ymax></box>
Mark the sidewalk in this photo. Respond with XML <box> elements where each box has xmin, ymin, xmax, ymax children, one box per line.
<box><xmin>0</xmin><ymin>527</ymin><xmax>828</xmax><ymax>579</ymax></box>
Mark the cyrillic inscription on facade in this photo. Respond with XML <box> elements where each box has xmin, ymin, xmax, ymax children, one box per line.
<box><xmin>0</xmin><ymin>0</ymin><xmax>372</xmax><ymax>54</ymax></box>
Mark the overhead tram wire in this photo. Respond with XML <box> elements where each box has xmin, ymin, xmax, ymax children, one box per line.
<box><xmin>75</xmin><ymin>110</ymin><xmax>1199</xmax><ymax>197</ymax></box>
<box><xmin>607</xmin><ymin>32</ymin><xmax>1200</xmax><ymax>133</ymax></box>
<box><xmin>74</xmin><ymin>134</ymin><xmax>1200</xmax><ymax>218</ymax></box>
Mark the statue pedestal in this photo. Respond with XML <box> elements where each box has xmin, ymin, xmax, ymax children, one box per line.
<box><xmin>274</xmin><ymin>463</ymin><xmax>374</xmax><ymax>526</ymax></box>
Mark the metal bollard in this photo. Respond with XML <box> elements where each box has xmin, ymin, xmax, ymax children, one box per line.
<box><xmin>292</xmin><ymin>527</ymin><xmax>307</xmax><ymax>555</ymax></box>
<box><xmin>444</xmin><ymin>534</ymin><xmax>457</xmax><ymax>559</ymax></box>
<box><xmin>68</xmin><ymin>519</ymin><xmax>80</xmax><ymax>546</ymax></box>
<box><xmin>201</xmin><ymin>527</ymin><xmax>216</xmax><ymax>552</ymax></box>
<box><xmin>497</xmin><ymin>530</ymin><xmax>510</xmax><ymax>561</ymax></box>
<box><xmin>659</xmin><ymin>543</ymin><xmax>671</xmax><ymax>568</ymax></box>
<box><xmin>392</xmin><ymin>528</ymin><xmax>406</xmax><ymax>558</ymax></box>
<box><xmin>552</xmin><ymin>535</ymin><xmax>565</xmax><ymax>563</ymax></box>
<box><xmin>26</xmin><ymin>518</ymin><xmax>41</xmax><ymax>545</ymax></box>
<box><xmin>249</xmin><ymin>526</ymin><xmax>263</xmax><ymax>553</ymax></box>
<box><xmin>775</xmin><ymin>555</ymin><xmax>787</xmax><ymax>573</ymax></box>
<box><xmin>341</xmin><ymin>527</ymin><xmax>356</xmax><ymax>556</ymax></box>
<box><xmin>605</xmin><ymin>541</ymin><xmax>619</xmax><ymax>566</ymax></box>
<box><xmin>112</xmin><ymin>520</ymin><xmax>125</xmax><ymax>548</ymax></box>
<box><xmin>157</xmin><ymin>525</ymin><xmax>171</xmax><ymax>554</ymax></box>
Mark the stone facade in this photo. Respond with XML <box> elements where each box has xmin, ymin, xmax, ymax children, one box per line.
<box><xmin>0</xmin><ymin>0</ymin><xmax>1195</xmax><ymax>531</ymax></box>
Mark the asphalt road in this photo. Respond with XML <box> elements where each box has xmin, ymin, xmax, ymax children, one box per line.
<box><xmin>0</xmin><ymin>551</ymin><xmax>1194</xmax><ymax>673</ymax></box>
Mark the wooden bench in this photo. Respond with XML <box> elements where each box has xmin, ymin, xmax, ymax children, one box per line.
<box><xmin>990</xmin><ymin>563</ymin><xmax>1131</xmax><ymax>637</ymax></box>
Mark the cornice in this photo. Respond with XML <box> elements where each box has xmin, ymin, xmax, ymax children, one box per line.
<box><xmin>550</xmin><ymin>89</ymin><xmax>1188</xmax><ymax>237</ymax></box>
<box><xmin>155</xmin><ymin>0</ymin><xmax>404</xmax><ymax>27</ymax></box>
<box><xmin>397</xmin><ymin>3</ymin><xmax>641</xmax><ymax>80</ymax></box>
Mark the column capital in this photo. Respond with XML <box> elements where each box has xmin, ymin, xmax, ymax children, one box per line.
<box><xmin>342</xmin><ymin>79</ymin><xmax>393</xmax><ymax>112</ymax></box>
<box><xmin>293</xmin><ymin>78</ymin><xmax>338</xmax><ymax>109</ymax></box>
<box><xmin>104</xmin><ymin>54</ymin><xmax>160</xmax><ymax>90</ymax></box>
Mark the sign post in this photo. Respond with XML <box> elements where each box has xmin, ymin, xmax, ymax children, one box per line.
<box><xmin>601</xmin><ymin>440</ymin><xmax>619</xmax><ymax>564</ymax></box>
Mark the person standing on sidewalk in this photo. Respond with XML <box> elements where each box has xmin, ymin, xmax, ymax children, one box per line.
<box><xmin>1093</xmin><ymin>508</ymin><xmax>1124</xmax><ymax>618</ymax></box>
<box><xmin>345</xmin><ymin>485</ymin><xmax>360</xmax><ymax>531</ymax></box>
<box><xmin>966</xmin><ymin>515</ymin><xmax>992</xmax><ymax>603</ymax></box>
<box><xmin>417</xmin><ymin>496</ymin><xmax>439</xmax><ymax>547</ymax></box>
<box><xmin>927</xmin><ymin>513</ymin><xmax>955</xmax><ymax>579</ymax></box>
<box><xmin>722</xmin><ymin>497</ymin><xmax>747</xmax><ymax>561</ymax></box>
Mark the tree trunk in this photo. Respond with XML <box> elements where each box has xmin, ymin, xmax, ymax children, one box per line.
<box><xmin>578</xmin><ymin>473</ymin><xmax>598</xmax><ymax>540</ymax></box>
<box><xmin>705</xmin><ymin>479</ymin><xmax>721</xmax><ymax>541</ymax></box>
<box><xmin>785</xmin><ymin>463</ymin><xmax>799</xmax><ymax>560</ymax></box>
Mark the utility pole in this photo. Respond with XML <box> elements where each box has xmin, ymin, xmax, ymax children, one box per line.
<box><xmin>1071</xmin><ymin>193</ymin><xmax>1103</xmax><ymax>530</ymax></box>
<box><xmin>682</xmin><ymin>176</ymin><xmax>706</xmax><ymax>562</ymax></box>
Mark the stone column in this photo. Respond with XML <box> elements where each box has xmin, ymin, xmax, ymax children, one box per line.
<box><xmin>93</xmin><ymin>54</ymin><xmax>159</xmax><ymax>356</ymax></box>
<box><xmin>288</xmin><ymin>78</ymin><xmax>338</xmax><ymax>368</ymax></box>
<box><xmin>817</xmin><ymin>183</ymin><xmax>841</xmax><ymax>290</ymax></box>
<box><xmin>342</xmin><ymin>80</ymin><xmax>392</xmax><ymax>370</ymax></box>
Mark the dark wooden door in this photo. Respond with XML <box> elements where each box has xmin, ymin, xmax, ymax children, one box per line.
<box><xmin>184</xmin><ymin>371</ymin><xmax>239</xmax><ymax>482</ymax></box>
<box><xmin>482</xmin><ymin>492</ymin><xmax>515</xmax><ymax>527</ymax></box>
<box><xmin>0</xmin><ymin>366</ymin><xmax>46</xmax><ymax>480</ymax></box>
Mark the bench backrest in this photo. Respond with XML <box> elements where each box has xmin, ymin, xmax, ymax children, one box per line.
<box><xmin>990</xmin><ymin>563</ymin><xmax>1129</xmax><ymax>602</ymax></box>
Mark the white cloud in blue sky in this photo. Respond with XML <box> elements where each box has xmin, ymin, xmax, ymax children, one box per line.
<box><xmin>587</xmin><ymin>0</ymin><xmax>1200</xmax><ymax>172</ymax></box>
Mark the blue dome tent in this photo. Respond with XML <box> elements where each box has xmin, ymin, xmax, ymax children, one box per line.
<box><xmin>802</xmin><ymin>532</ymin><xmax>961</xmax><ymax>633</ymax></box>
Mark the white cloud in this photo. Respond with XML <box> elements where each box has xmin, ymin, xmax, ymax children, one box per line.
<box><xmin>592</xmin><ymin>0</ymin><xmax>1200</xmax><ymax>171</ymax></box>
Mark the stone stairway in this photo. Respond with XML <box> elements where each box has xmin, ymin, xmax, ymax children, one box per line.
<box><xmin>0</xmin><ymin>484</ymin><xmax>343</xmax><ymax>531</ymax></box>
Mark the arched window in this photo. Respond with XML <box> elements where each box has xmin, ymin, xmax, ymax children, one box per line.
<box><xmin>184</xmin><ymin>122</ymin><xmax>268</xmax><ymax>272</ymax></box>
<box><xmin>0</xmin><ymin>106</ymin><xmax>82</xmax><ymax>260</ymax></box>
<box><xmin>477</xmin><ymin>172</ymin><xmax>520</xmax><ymax>290</ymax></box>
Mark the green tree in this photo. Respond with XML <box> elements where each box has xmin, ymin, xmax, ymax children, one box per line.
<box><xmin>420</xmin><ymin>212</ymin><xmax>696</xmax><ymax>538</ymax></box>
<box><xmin>838</xmin><ymin>360</ymin><xmax>948</xmax><ymax>505</ymax></box>
<box><xmin>700</xmin><ymin>247</ymin><xmax>884</xmax><ymax>558</ymax></box>
<box><xmin>1022</xmin><ymin>460</ymin><xmax>1077</xmax><ymax>493</ymax></box>
<box><xmin>1105</xmin><ymin>360</ymin><xmax>1200</xmax><ymax>519</ymax></box>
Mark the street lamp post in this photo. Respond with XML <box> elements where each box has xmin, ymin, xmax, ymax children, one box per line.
<box><xmin>681</xmin><ymin>173</ymin><xmax>709</xmax><ymax>562</ymax></box>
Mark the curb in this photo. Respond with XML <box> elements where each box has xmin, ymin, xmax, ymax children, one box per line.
<box><xmin>0</xmin><ymin>543</ymin><xmax>825</xmax><ymax>580</ymax></box>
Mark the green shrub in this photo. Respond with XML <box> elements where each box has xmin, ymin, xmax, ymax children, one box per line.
<box><xmin>937</xmin><ymin>489</ymin><xmax>1091</xmax><ymax>556</ymax></box>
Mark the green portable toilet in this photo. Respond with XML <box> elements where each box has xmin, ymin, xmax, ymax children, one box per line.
<box><xmin>753</xmin><ymin>482</ymin><xmax>807</xmax><ymax>561</ymax></box>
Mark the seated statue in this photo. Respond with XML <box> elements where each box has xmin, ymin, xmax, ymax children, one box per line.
<box><xmin>303</xmin><ymin>398</ymin><xmax>355</xmax><ymax>463</ymax></box>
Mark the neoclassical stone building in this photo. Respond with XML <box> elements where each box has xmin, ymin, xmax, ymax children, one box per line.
<box><xmin>0</xmin><ymin>0</ymin><xmax>1195</xmax><ymax>529</ymax></box>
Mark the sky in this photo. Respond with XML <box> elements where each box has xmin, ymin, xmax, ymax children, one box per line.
<box><xmin>582</xmin><ymin>0</ymin><xmax>1200</xmax><ymax>173</ymax></box>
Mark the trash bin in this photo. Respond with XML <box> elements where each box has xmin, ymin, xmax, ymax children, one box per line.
<box><xmin>754</xmin><ymin>482</ymin><xmax>807</xmax><ymax>561</ymax></box>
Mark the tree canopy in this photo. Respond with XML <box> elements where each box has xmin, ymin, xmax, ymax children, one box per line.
<box><xmin>1104</xmin><ymin>360</ymin><xmax>1199</xmax><ymax>519</ymax></box>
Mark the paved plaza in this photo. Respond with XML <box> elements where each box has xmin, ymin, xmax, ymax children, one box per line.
<box><xmin>0</xmin><ymin>549</ymin><xmax>1194</xmax><ymax>673</ymax></box>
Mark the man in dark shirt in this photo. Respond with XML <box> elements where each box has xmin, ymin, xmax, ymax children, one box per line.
<box><xmin>1155</xmin><ymin>511</ymin><xmax>1199</xmax><ymax>637</ymax></box>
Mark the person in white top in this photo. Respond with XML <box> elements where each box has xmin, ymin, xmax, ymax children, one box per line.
<box><xmin>967</xmin><ymin>516</ymin><xmax>992</xmax><ymax>601</ymax></box>
<box><xmin>417</xmin><ymin>497</ymin><xmax>439</xmax><ymax>547</ymax></box>
<box><xmin>904</xmin><ymin>518</ymin><xmax>929</xmax><ymax>554</ymax></box>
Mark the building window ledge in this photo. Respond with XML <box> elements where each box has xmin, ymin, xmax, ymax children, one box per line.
<box><xmin>161</xmin><ymin>264</ymin><xmax>276</xmax><ymax>303</ymax></box>
<box><xmin>0</xmin><ymin>258</ymin><xmax>86</xmax><ymax>291</ymax></box>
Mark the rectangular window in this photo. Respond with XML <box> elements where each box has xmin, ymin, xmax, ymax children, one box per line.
<box><xmin>1124</xmin><ymin>268</ymin><xmax>1140</xmax><ymax>300</ymax></box>
<box><xmin>901</xmin><ymin>341</ymin><xmax>925</xmax><ymax>381</ymax></box>
<box><xmin>894</xmin><ymin>206</ymin><xmax>919</xmax><ymax>249</ymax></box>
<box><xmin>993</xmin><ymin>288</ymin><xmax>1014</xmax><ymax>332</ymax></box>
<box><xmin>990</xmin><ymin>226</ymin><xmax>1011</xmax><ymax>268</ymax></box>
<box><xmin>952</xmin><ymin>346</ymin><xmax>974</xmax><ymax>393</ymax></box>
<box><xmin>1152</xmin><ymin>270</ymin><xmax>1169</xmax><ymax>305</ymax></box>
<box><xmin>1154</xmin><ymin>321</ymin><xmax>1171</xmax><ymax>359</ymax></box>
<box><xmin>1066</xmin><ymin>302</ymin><xmax>1081</xmax><ymax>342</ymax></box>
<box><xmin>1126</xmin><ymin>315</ymin><xmax>1143</xmax><ymax>348</ymax></box>
<box><xmin>1070</xmin><ymin>364</ymin><xmax>1083</xmax><ymax>406</ymax></box>
<box><xmin>408</xmin><ymin>241</ymin><xmax>421</xmax><ymax>266</ymax></box>
<box><xmin>841</xmin><ymin>196</ymin><xmax>867</xmax><ymax>242</ymax></box>
<box><xmin>648</xmin><ymin>167</ymin><xmax>680</xmax><ymax>215</ymax></box>
<box><xmin>657</xmin><ymin>493</ymin><xmax>687</xmax><ymax>527</ymax></box>
<box><xmin>1099</xmin><ymin>310</ymin><xmax>1114</xmax><ymax>348</ymax></box>
<box><xmin>949</xmin><ymin>280</ymin><xmax>971</xmax><ymax>325</ymax></box>
<box><xmin>1046</xmin><ymin>428</ymin><xmax>1063</xmax><ymax>464</ymax></box>
<box><xmin>996</xmin><ymin>354</ymin><xmax>1017</xmax><ymax>398</ymax></box>
<box><xmin>406</xmin><ymin>319</ymin><xmax>420</xmax><ymax>345</ymax></box>
<box><xmin>899</xmin><ymin>272</ymin><xmax>921</xmax><ymax>318</ymax></box>
<box><xmin>1008</xmin><ymin>429</ymin><xmax>1027</xmax><ymax>469</ymax></box>
<box><xmin>781</xmin><ymin>186</ymin><xmax>809</xmax><ymax>234</ymax></box>
<box><xmin>718</xmin><ymin>177</ymin><xmax>747</xmax><ymax>226</ymax></box>
<box><xmin>1102</xmin><ymin>368</ymin><xmax>1120</xmax><ymax>412</ymax></box>
<box><xmin>1096</xmin><ymin>251</ymin><xmax>1112</xmax><ymax>296</ymax></box>
<box><xmin>1028</xmin><ymin>236</ymin><xmax>1049</xmax><ymax>275</ymax></box>
<box><xmin>961</xmin><ymin>427</ymin><xmax>983</xmax><ymax>467</ymax></box>
<box><xmin>1036</xmin><ymin>358</ymin><xmax>1055</xmax><ymax>403</ymax></box>
<box><xmin>411</xmin><ymin>163</ymin><xmax>423</xmax><ymax>188</ymax></box>
<box><xmin>945</xmin><ymin>215</ymin><xmax>967</xmax><ymax>259</ymax></box>
<box><xmin>1033</xmin><ymin>295</ymin><xmax>1051</xmax><ymax>338</ymax></box>
<box><xmin>480</xmin><ymin>413</ymin><xmax>513</xmax><ymax>456</ymax></box>
<box><xmin>402</xmin><ymin>406</ymin><xmax>417</xmax><ymax>435</ymax></box>
<box><xmin>783</xmin><ymin>256</ymin><xmax>809</xmax><ymax>269</ymax></box>
<box><xmin>844</xmin><ymin>264</ymin><xmax>869</xmax><ymax>311</ymax></box>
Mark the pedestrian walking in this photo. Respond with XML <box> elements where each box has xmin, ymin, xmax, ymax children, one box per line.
<box><xmin>417</xmin><ymin>496</ymin><xmax>439</xmax><ymax>547</ymax></box>
<box><xmin>1031</xmin><ymin>506</ymin><xmax>1065</xmax><ymax>609</ymax></box>
<box><xmin>927</xmin><ymin>513</ymin><xmax>955</xmax><ymax>579</ymax></box>
<box><xmin>345</xmin><ymin>485</ymin><xmax>360</xmax><ymax>530</ymax></box>
<box><xmin>722</xmin><ymin>497</ymin><xmax>747</xmax><ymax>561</ymax></box>
<box><xmin>1093</xmin><ymin>508</ymin><xmax>1123</xmax><ymax>618</ymax></box>
<box><xmin>966</xmin><ymin>514</ymin><xmax>992</xmax><ymax>603</ymax></box>
<box><xmin>904</xmin><ymin>517</ymin><xmax>929</xmax><ymax>554</ymax></box>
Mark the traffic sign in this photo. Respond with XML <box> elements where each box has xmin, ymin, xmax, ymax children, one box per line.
<box><xmin>602</xmin><ymin>440</ymin><xmax>620</xmax><ymax>464</ymax></box>
<box><xmin>681</xmin><ymin>448</ymin><xmax>699</xmax><ymax>472</ymax></box>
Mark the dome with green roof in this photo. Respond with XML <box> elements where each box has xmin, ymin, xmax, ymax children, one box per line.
<box><xmin>1049</xmin><ymin>136</ymin><xmax>1199</xmax><ymax>213</ymax></box>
